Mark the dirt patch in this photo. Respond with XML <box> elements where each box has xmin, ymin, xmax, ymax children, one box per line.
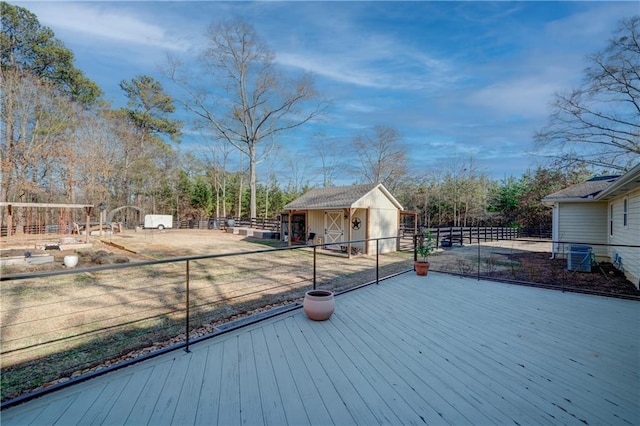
<box><xmin>493</xmin><ymin>252</ymin><xmax>640</xmax><ymax>296</ymax></box>
<box><xmin>427</xmin><ymin>240</ymin><xmax>639</xmax><ymax>297</ymax></box>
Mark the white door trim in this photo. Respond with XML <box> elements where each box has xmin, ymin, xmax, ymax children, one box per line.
<box><xmin>324</xmin><ymin>210</ymin><xmax>344</xmax><ymax>247</ymax></box>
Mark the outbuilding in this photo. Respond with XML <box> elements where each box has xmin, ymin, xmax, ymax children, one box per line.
<box><xmin>282</xmin><ymin>183</ymin><xmax>404</xmax><ymax>256</ymax></box>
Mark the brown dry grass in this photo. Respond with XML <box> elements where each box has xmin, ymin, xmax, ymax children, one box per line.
<box><xmin>1</xmin><ymin>229</ymin><xmax>413</xmax><ymax>401</ymax></box>
<box><xmin>4</xmin><ymin>231</ymin><xmax>635</xmax><ymax>402</ymax></box>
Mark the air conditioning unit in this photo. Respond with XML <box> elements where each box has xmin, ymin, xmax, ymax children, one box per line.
<box><xmin>567</xmin><ymin>245</ymin><xmax>592</xmax><ymax>272</ymax></box>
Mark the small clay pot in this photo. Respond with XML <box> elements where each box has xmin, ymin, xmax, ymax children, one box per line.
<box><xmin>414</xmin><ymin>261</ymin><xmax>430</xmax><ymax>276</ymax></box>
<box><xmin>303</xmin><ymin>290</ymin><xmax>335</xmax><ymax>321</ymax></box>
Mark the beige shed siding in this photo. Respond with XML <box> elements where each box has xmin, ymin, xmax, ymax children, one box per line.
<box><xmin>609</xmin><ymin>188</ymin><xmax>640</xmax><ymax>288</ymax></box>
<box><xmin>307</xmin><ymin>211</ymin><xmax>330</xmax><ymax>244</ymax></box>
<box><xmin>350</xmin><ymin>208</ymin><xmax>367</xmax><ymax>252</ymax></box>
<box><xmin>368</xmin><ymin>208</ymin><xmax>399</xmax><ymax>253</ymax></box>
<box><xmin>286</xmin><ymin>185</ymin><xmax>401</xmax><ymax>255</ymax></box>
<box><xmin>355</xmin><ymin>188</ymin><xmax>400</xmax><ymax>254</ymax></box>
<box><xmin>558</xmin><ymin>202</ymin><xmax>608</xmax><ymax>257</ymax></box>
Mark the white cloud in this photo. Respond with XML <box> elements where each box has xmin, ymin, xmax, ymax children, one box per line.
<box><xmin>544</xmin><ymin>3</ymin><xmax>637</xmax><ymax>43</ymax></box>
<box><xmin>271</xmin><ymin>11</ymin><xmax>459</xmax><ymax>92</ymax></box>
<box><xmin>276</xmin><ymin>47</ymin><xmax>457</xmax><ymax>92</ymax></box>
<box><xmin>466</xmin><ymin>77</ymin><xmax>562</xmax><ymax>118</ymax></box>
<box><xmin>16</xmin><ymin>2</ymin><xmax>189</xmax><ymax>51</ymax></box>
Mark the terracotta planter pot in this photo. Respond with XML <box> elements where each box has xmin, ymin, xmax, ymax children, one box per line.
<box><xmin>414</xmin><ymin>260</ymin><xmax>430</xmax><ymax>276</ymax></box>
<box><xmin>303</xmin><ymin>290</ymin><xmax>335</xmax><ymax>321</ymax></box>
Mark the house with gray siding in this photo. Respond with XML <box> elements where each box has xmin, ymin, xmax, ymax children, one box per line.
<box><xmin>542</xmin><ymin>163</ymin><xmax>640</xmax><ymax>289</ymax></box>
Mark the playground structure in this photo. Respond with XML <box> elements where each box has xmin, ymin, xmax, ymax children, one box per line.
<box><xmin>0</xmin><ymin>202</ymin><xmax>122</xmax><ymax>250</ymax></box>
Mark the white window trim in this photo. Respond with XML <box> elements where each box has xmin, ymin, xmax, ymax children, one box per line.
<box><xmin>609</xmin><ymin>203</ymin><xmax>614</xmax><ymax>237</ymax></box>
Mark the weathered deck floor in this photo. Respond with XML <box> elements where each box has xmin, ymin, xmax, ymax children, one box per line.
<box><xmin>3</xmin><ymin>272</ymin><xmax>639</xmax><ymax>425</ymax></box>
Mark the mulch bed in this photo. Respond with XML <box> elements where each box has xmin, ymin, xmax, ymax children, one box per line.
<box><xmin>492</xmin><ymin>252</ymin><xmax>640</xmax><ymax>297</ymax></box>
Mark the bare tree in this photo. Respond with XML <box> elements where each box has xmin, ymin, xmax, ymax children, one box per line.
<box><xmin>1</xmin><ymin>69</ymin><xmax>75</xmax><ymax>204</ymax></box>
<box><xmin>352</xmin><ymin>125</ymin><xmax>408</xmax><ymax>191</ymax></box>
<box><xmin>166</xmin><ymin>19</ymin><xmax>325</xmax><ymax>219</ymax></box>
<box><xmin>312</xmin><ymin>132</ymin><xmax>347</xmax><ymax>187</ymax></box>
<box><xmin>535</xmin><ymin>16</ymin><xmax>640</xmax><ymax>171</ymax></box>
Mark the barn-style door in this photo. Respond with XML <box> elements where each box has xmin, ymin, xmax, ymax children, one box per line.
<box><xmin>324</xmin><ymin>210</ymin><xmax>344</xmax><ymax>247</ymax></box>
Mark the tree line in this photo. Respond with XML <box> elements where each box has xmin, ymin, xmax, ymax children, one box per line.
<box><xmin>1</xmin><ymin>3</ymin><xmax>637</xmax><ymax>232</ymax></box>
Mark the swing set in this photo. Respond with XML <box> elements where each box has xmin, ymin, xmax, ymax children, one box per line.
<box><xmin>0</xmin><ymin>202</ymin><xmax>95</xmax><ymax>247</ymax></box>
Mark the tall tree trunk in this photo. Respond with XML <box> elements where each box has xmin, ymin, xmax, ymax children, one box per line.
<box><xmin>249</xmin><ymin>145</ymin><xmax>257</xmax><ymax>219</ymax></box>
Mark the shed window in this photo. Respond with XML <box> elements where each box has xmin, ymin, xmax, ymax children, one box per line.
<box><xmin>623</xmin><ymin>197</ymin><xmax>628</xmax><ymax>228</ymax></box>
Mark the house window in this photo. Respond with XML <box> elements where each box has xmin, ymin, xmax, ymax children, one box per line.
<box><xmin>610</xmin><ymin>204</ymin><xmax>614</xmax><ymax>236</ymax></box>
<box><xmin>623</xmin><ymin>197</ymin><xmax>628</xmax><ymax>228</ymax></box>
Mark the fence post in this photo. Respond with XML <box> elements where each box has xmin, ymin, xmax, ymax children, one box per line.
<box><xmin>185</xmin><ymin>259</ymin><xmax>191</xmax><ymax>353</ymax></box>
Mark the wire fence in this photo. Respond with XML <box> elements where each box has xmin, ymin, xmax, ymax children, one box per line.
<box><xmin>0</xmin><ymin>237</ymin><xmax>411</xmax><ymax>406</ymax></box>
<box><xmin>2</xmin><ymin>232</ymin><xmax>638</xmax><ymax>408</ymax></box>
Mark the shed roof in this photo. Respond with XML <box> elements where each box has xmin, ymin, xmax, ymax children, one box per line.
<box><xmin>283</xmin><ymin>183</ymin><xmax>403</xmax><ymax>210</ymax></box>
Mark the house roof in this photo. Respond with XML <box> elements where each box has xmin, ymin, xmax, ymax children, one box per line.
<box><xmin>283</xmin><ymin>183</ymin><xmax>403</xmax><ymax>210</ymax></box>
<box><xmin>542</xmin><ymin>176</ymin><xmax>620</xmax><ymax>202</ymax></box>
<box><xmin>542</xmin><ymin>163</ymin><xmax>640</xmax><ymax>203</ymax></box>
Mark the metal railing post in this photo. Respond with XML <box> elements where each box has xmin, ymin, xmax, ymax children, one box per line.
<box><xmin>313</xmin><ymin>245</ymin><xmax>317</xmax><ymax>290</ymax></box>
<box><xmin>185</xmin><ymin>259</ymin><xmax>191</xmax><ymax>353</ymax></box>
<box><xmin>477</xmin><ymin>224</ymin><xmax>481</xmax><ymax>281</ymax></box>
<box><xmin>413</xmin><ymin>234</ymin><xmax>418</xmax><ymax>271</ymax></box>
<box><xmin>376</xmin><ymin>239</ymin><xmax>380</xmax><ymax>284</ymax></box>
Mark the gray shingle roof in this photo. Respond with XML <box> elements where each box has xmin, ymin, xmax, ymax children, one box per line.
<box><xmin>543</xmin><ymin>176</ymin><xmax>619</xmax><ymax>201</ymax></box>
<box><xmin>284</xmin><ymin>183</ymin><xmax>381</xmax><ymax>210</ymax></box>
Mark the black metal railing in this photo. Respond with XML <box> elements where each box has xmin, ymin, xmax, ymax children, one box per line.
<box><xmin>410</xmin><ymin>233</ymin><xmax>640</xmax><ymax>300</ymax></box>
<box><xmin>0</xmin><ymin>236</ymin><xmax>409</xmax><ymax>407</ymax></box>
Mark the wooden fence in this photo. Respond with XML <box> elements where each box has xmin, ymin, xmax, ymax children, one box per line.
<box><xmin>399</xmin><ymin>226</ymin><xmax>520</xmax><ymax>249</ymax></box>
<box><xmin>175</xmin><ymin>217</ymin><xmax>281</xmax><ymax>231</ymax></box>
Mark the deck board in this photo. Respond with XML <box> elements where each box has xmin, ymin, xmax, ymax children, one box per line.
<box><xmin>248</xmin><ymin>328</ymin><xmax>288</xmax><ymax>425</ymax></box>
<box><xmin>101</xmin><ymin>366</ymin><xmax>154</xmax><ymax>425</ymax></box>
<box><xmin>261</xmin><ymin>322</ymin><xmax>309</xmax><ymax>425</ymax></box>
<box><xmin>146</xmin><ymin>351</ymin><xmax>192</xmax><ymax>425</ymax></box>
<box><xmin>386</xmin><ymin>283</ymin><xmax>622</xmax><ymax>424</ymax></box>
<box><xmin>305</xmin><ymin>315</ymin><xmax>405</xmax><ymax>425</ymax></box>
<box><xmin>193</xmin><ymin>342</ymin><xmax>223</xmax><ymax>425</ymax></box>
<box><xmin>46</xmin><ymin>380</ymin><xmax>104</xmax><ymax>425</ymax></box>
<box><xmin>276</xmin><ymin>318</ymin><xmax>334</xmax><ymax>425</ymax></box>
<box><xmin>353</xmin><ymin>290</ymin><xmax>584</xmax><ymax>424</ymax></box>
<box><xmin>281</xmin><ymin>317</ymin><xmax>356</xmax><ymax>425</ymax></box>
<box><xmin>122</xmin><ymin>362</ymin><xmax>172</xmax><ymax>425</ymax></box>
<box><xmin>76</xmin><ymin>374</ymin><xmax>131</xmax><ymax>424</ymax></box>
<box><xmin>217</xmin><ymin>337</ymin><xmax>241</xmax><ymax>426</ymax></box>
<box><xmin>2</xmin><ymin>272</ymin><xmax>639</xmax><ymax>425</ymax></box>
<box><xmin>171</xmin><ymin>347</ymin><xmax>209</xmax><ymax>425</ymax></box>
<box><xmin>339</xmin><ymin>299</ymin><xmax>555</xmax><ymax>425</ymax></box>
<box><xmin>237</xmin><ymin>330</ymin><xmax>263</xmax><ymax>426</ymax></box>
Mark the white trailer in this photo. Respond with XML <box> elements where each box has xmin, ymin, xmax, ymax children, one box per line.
<box><xmin>144</xmin><ymin>214</ymin><xmax>173</xmax><ymax>230</ymax></box>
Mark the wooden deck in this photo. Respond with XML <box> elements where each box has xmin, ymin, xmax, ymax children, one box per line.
<box><xmin>2</xmin><ymin>272</ymin><xmax>639</xmax><ymax>425</ymax></box>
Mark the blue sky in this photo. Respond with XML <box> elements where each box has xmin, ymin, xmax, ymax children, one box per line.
<box><xmin>13</xmin><ymin>1</ymin><xmax>639</xmax><ymax>186</ymax></box>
